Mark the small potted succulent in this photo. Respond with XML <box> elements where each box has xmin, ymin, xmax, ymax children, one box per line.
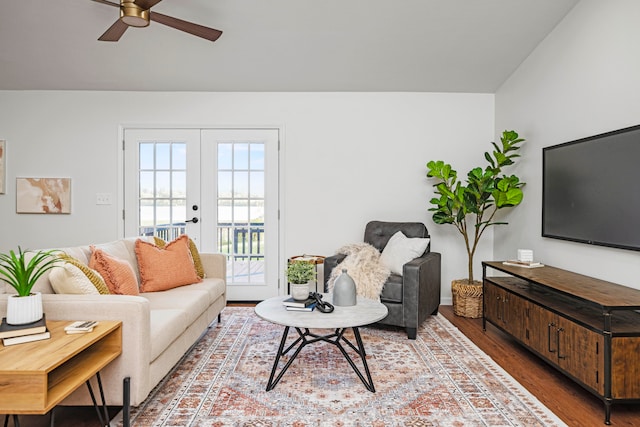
<box><xmin>285</xmin><ymin>261</ymin><xmax>315</xmax><ymax>300</ymax></box>
<box><xmin>0</xmin><ymin>247</ymin><xmax>59</xmax><ymax>325</ymax></box>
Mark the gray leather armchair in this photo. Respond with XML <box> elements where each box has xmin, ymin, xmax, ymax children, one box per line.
<box><xmin>324</xmin><ymin>221</ymin><xmax>441</xmax><ymax>339</ymax></box>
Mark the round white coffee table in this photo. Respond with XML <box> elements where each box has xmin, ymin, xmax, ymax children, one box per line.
<box><xmin>254</xmin><ymin>294</ymin><xmax>388</xmax><ymax>392</ymax></box>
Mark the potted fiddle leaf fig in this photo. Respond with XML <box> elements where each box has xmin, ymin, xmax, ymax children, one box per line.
<box><xmin>0</xmin><ymin>247</ymin><xmax>59</xmax><ymax>325</ymax></box>
<box><xmin>426</xmin><ymin>130</ymin><xmax>525</xmax><ymax>287</ymax></box>
<box><xmin>286</xmin><ymin>260</ymin><xmax>315</xmax><ymax>300</ymax></box>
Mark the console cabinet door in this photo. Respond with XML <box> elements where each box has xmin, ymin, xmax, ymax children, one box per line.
<box><xmin>484</xmin><ymin>282</ymin><xmax>503</xmax><ymax>325</ymax></box>
<box><xmin>557</xmin><ymin>317</ymin><xmax>604</xmax><ymax>394</ymax></box>
<box><xmin>502</xmin><ymin>293</ymin><xmax>528</xmax><ymax>342</ymax></box>
<box><xmin>484</xmin><ymin>282</ymin><xmax>527</xmax><ymax>341</ymax></box>
<box><xmin>524</xmin><ymin>303</ymin><xmax>559</xmax><ymax>364</ymax></box>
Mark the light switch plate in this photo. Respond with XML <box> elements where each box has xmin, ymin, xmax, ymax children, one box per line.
<box><xmin>96</xmin><ymin>193</ymin><xmax>112</xmax><ymax>205</ymax></box>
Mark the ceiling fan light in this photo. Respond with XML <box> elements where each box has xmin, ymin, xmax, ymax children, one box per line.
<box><xmin>120</xmin><ymin>4</ymin><xmax>150</xmax><ymax>28</ymax></box>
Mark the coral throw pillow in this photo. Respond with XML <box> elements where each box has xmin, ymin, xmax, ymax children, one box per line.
<box><xmin>154</xmin><ymin>235</ymin><xmax>205</xmax><ymax>279</ymax></box>
<box><xmin>136</xmin><ymin>235</ymin><xmax>202</xmax><ymax>292</ymax></box>
<box><xmin>89</xmin><ymin>246</ymin><xmax>139</xmax><ymax>295</ymax></box>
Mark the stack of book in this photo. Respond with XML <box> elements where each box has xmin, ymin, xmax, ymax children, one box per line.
<box><xmin>0</xmin><ymin>315</ymin><xmax>50</xmax><ymax>346</ymax></box>
<box><xmin>503</xmin><ymin>260</ymin><xmax>544</xmax><ymax>268</ymax></box>
<box><xmin>282</xmin><ymin>296</ymin><xmax>317</xmax><ymax>312</ymax></box>
<box><xmin>64</xmin><ymin>320</ymin><xmax>98</xmax><ymax>334</ymax></box>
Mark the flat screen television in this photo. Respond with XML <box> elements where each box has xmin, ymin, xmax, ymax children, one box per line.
<box><xmin>542</xmin><ymin>124</ymin><xmax>640</xmax><ymax>251</ymax></box>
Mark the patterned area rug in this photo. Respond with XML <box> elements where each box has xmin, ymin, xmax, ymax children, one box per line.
<box><xmin>120</xmin><ymin>307</ymin><xmax>566</xmax><ymax>426</ymax></box>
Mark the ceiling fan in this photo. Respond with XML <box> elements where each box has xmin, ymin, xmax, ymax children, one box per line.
<box><xmin>91</xmin><ymin>0</ymin><xmax>222</xmax><ymax>42</ymax></box>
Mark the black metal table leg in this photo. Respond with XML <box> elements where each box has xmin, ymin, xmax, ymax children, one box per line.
<box><xmin>266</xmin><ymin>326</ymin><xmax>308</xmax><ymax>391</ymax></box>
<box><xmin>86</xmin><ymin>379</ymin><xmax>107</xmax><ymax>427</ymax></box>
<box><xmin>265</xmin><ymin>326</ymin><xmax>376</xmax><ymax>392</ymax></box>
<box><xmin>123</xmin><ymin>377</ymin><xmax>131</xmax><ymax>427</ymax></box>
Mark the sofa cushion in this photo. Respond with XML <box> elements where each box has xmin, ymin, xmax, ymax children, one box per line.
<box><xmin>89</xmin><ymin>247</ymin><xmax>139</xmax><ymax>295</ymax></box>
<box><xmin>143</xmin><ymin>288</ymin><xmax>211</xmax><ymax>326</ymax></box>
<box><xmin>380</xmin><ymin>231</ymin><xmax>430</xmax><ymax>275</ymax></box>
<box><xmin>380</xmin><ymin>273</ymin><xmax>403</xmax><ymax>303</ymax></box>
<box><xmin>136</xmin><ymin>236</ymin><xmax>202</xmax><ymax>292</ymax></box>
<box><xmin>148</xmin><ymin>309</ymin><xmax>189</xmax><ymax>362</ymax></box>
<box><xmin>170</xmin><ymin>278</ymin><xmax>225</xmax><ymax>305</ymax></box>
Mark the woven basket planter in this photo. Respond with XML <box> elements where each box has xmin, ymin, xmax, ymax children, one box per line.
<box><xmin>451</xmin><ymin>279</ymin><xmax>483</xmax><ymax>318</ymax></box>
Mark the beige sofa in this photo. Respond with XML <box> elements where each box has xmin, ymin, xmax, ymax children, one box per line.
<box><xmin>0</xmin><ymin>237</ymin><xmax>227</xmax><ymax>415</ymax></box>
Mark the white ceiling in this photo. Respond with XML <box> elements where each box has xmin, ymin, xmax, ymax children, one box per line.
<box><xmin>0</xmin><ymin>0</ymin><xmax>578</xmax><ymax>92</ymax></box>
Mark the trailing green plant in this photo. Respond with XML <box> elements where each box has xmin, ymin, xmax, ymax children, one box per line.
<box><xmin>285</xmin><ymin>260</ymin><xmax>316</xmax><ymax>284</ymax></box>
<box><xmin>0</xmin><ymin>247</ymin><xmax>59</xmax><ymax>296</ymax></box>
<box><xmin>426</xmin><ymin>130</ymin><xmax>525</xmax><ymax>284</ymax></box>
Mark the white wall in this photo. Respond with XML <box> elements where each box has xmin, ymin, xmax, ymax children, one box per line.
<box><xmin>495</xmin><ymin>0</ymin><xmax>640</xmax><ymax>289</ymax></box>
<box><xmin>0</xmin><ymin>91</ymin><xmax>495</xmax><ymax>302</ymax></box>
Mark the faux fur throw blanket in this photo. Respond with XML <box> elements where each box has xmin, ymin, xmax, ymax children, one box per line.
<box><xmin>327</xmin><ymin>243</ymin><xmax>390</xmax><ymax>299</ymax></box>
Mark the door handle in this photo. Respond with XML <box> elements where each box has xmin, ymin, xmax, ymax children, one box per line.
<box><xmin>548</xmin><ymin>322</ymin><xmax>556</xmax><ymax>353</ymax></box>
<box><xmin>557</xmin><ymin>327</ymin><xmax>567</xmax><ymax>359</ymax></box>
<box><xmin>185</xmin><ymin>217</ymin><xmax>199</xmax><ymax>224</ymax></box>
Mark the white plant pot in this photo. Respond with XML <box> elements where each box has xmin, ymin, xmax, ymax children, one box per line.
<box><xmin>6</xmin><ymin>292</ymin><xmax>44</xmax><ymax>325</ymax></box>
<box><xmin>290</xmin><ymin>282</ymin><xmax>310</xmax><ymax>300</ymax></box>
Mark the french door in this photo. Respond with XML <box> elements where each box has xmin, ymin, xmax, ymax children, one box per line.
<box><xmin>123</xmin><ymin>128</ymin><xmax>280</xmax><ymax>300</ymax></box>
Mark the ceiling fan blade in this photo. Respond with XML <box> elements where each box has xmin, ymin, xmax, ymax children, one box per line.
<box><xmin>150</xmin><ymin>11</ymin><xmax>222</xmax><ymax>42</ymax></box>
<box><xmin>98</xmin><ymin>19</ymin><xmax>129</xmax><ymax>41</ymax></box>
<box><xmin>135</xmin><ymin>0</ymin><xmax>164</xmax><ymax>10</ymax></box>
<box><xmin>91</xmin><ymin>0</ymin><xmax>120</xmax><ymax>7</ymax></box>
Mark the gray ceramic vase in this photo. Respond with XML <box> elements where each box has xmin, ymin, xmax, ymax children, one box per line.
<box><xmin>333</xmin><ymin>269</ymin><xmax>357</xmax><ymax>306</ymax></box>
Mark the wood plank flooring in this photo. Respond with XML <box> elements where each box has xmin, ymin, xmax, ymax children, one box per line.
<box><xmin>7</xmin><ymin>304</ymin><xmax>640</xmax><ymax>426</ymax></box>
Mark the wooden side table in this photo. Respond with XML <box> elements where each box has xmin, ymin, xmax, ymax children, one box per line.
<box><xmin>0</xmin><ymin>320</ymin><xmax>122</xmax><ymax>427</ymax></box>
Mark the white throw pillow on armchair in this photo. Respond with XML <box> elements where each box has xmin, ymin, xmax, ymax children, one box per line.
<box><xmin>380</xmin><ymin>231</ymin><xmax>430</xmax><ymax>275</ymax></box>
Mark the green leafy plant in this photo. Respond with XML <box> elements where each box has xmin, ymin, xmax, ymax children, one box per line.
<box><xmin>0</xmin><ymin>247</ymin><xmax>59</xmax><ymax>296</ymax></box>
<box><xmin>426</xmin><ymin>130</ymin><xmax>525</xmax><ymax>284</ymax></box>
<box><xmin>285</xmin><ymin>261</ymin><xmax>316</xmax><ymax>284</ymax></box>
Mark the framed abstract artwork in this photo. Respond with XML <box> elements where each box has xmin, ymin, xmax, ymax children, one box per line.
<box><xmin>16</xmin><ymin>177</ymin><xmax>71</xmax><ymax>214</ymax></box>
<box><xmin>0</xmin><ymin>140</ymin><xmax>5</xmax><ymax>194</ymax></box>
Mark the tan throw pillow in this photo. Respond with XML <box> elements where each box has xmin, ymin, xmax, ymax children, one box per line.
<box><xmin>49</xmin><ymin>262</ymin><xmax>100</xmax><ymax>295</ymax></box>
<box><xmin>89</xmin><ymin>246</ymin><xmax>139</xmax><ymax>295</ymax></box>
<box><xmin>154</xmin><ymin>235</ymin><xmax>205</xmax><ymax>279</ymax></box>
<box><xmin>58</xmin><ymin>254</ymin><xmax>110</xmax><ymax>295</ymax></box>
<box><xmin>187</xmin><ymin>238</ymin><xmax>206</xmax><ymax>279</ymax></box>
<box><xmin>136</xmin><ymin>235</ymin><xmax>202</xmax><ymax>292</ymax></box>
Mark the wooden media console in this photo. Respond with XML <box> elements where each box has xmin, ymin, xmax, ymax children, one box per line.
<box><xmin>482</xmin><ymin>261</ymin><xmax>640</xmax><ymax>425</ymax></box>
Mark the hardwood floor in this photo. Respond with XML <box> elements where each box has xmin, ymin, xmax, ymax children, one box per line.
<box><xmin>440</xmin><ymin>305</ymin><xmax>640</xmax><ymax>427</ymax></box>
<box><xmin>8</xmin><ymin>304</ymin><xmax>640</xmax><ymax>426</ymax></box>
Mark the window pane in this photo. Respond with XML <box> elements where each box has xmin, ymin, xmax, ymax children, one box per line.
<box><xmin>172</xmin><ymin>143</ymin><xmax>186</xmax><ymax>169</ymax></box>
<box><xmin>156</xmin><ymin>143</ymin><xmax>171</xmax><ymax>169</ymax></box>
<box><xmin>234</xmin><ymin>171</ymin><xmax>248</xmax><ymax>197</ymax></box>
<box><xmin>250</xmin><ymin>144</ymin><xmax>265</xmax><ymax>170</ymax></box>
<box><xmin>250</xmin><ymin>200</ymin><xmax>264</xmax><ymax>222</ymax></box>
<box><xmin>218</xmin><ymin>143</ymin><xmax>232</xmax><ymax>169</ymax></box>
<box><xmin>139</xmin><ymin>199</ymin><xmax>154</xmax><ymax>227</ymax></box>
<box><xmin>233</xmin><ymin>199</ymin><xmax>248</xmax><ymax>222</ymax></box>
<box><xmin>249</xmin><ymin>172</ymin><xmax>264</xmax><ymax>198</ymax></box>
<box><xmin>172</xmin><ymin>171</ymin><xmax>186</xmax><ymax>198</ymax></box>
<box><xmin>156</xmin><ymin>200</ymin><xmax>171</xmax><ymax>225</ymax></box>
<box><xmin>140</xmin><ymin>171</ymin><xmax>154</xmax><ymax>198</ymax></box>
<box><xmin>172</xmin><ymin>201</ymin><xmax>186</xmax><ymax>223</ymax></box>
<box><xmin>218</xmin><ymin>200</ymin><xmax>232</xmax><ymax>222</ymax></box>
<box><xmin>140</xmin><ymin>143</ymin><xmax>154</xmax><ymax>169</ymax></box>
<box><xmin>218</xmin><ymin>171</ymin><xmax>232</xmax><ymax>198</ymax></box>
<box><xmin>156</xmin><ymin>172</ymin><xmax>170</xmax><ymax>198</ymax></box>
<box><xmin>234</xmin><ymin>143</ymin><xmax>249</xmax><ymax>169</ymax></box>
